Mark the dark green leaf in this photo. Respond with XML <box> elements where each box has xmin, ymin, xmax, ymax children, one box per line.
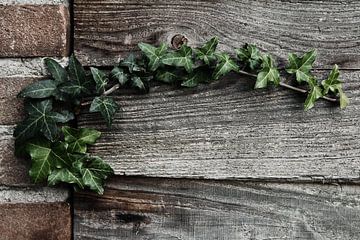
<box><xmin>44</xmin><ymin>58</ymin><xmax>68</xmax><ymax>84</ymax></box>
<box><xmin>304</xmin><ymin>78</ymin><xmax>323</xmax><ymax>110</ymax></box>
<box><xmin>18</xmin><ymin>80</ymin><xmax>57</xmax><ymax>99</ymax></box>
<box><xmin>111</xmin><ymin>67</ymin><xmax>128</xmax><ymax>85</ymax></box>
<box><xmin>89</xmin><ymin>97</ymin><xmax>119</xmax><ymax>127</ymax></box>
<box><xmin>286</xmin><ymin>50</ymin><xmax>316</xmax><ymax>83</ymax></box>
<box><xmin>26</xmin><ymin>139</ymin><xmax>54</xmax><ymax>183</ymax></box>
<box><xmin>62</xmin><ymin>126</ymin><xmax>101</xmax><ymax>154</ymax></box>
<box><xmin>162</xmin><ymin>45</ymin><xmax>194</xmax><ymax>73</ymax></box>
<box><xmin>49</xmin><ymin>110</ymin><xmax>74</xmax><ymax>123</ymax></box>
<box><xmin>212</xmin><ymin>53</ymin><xmax>239</xmax><ymax>80</ymax></box>
<box><xmin>195</xmin><ymin>37</ymin><xmax>218</xmax><ymax>65</ymax></box>
<box><xmin>120</xmin><ymin>54</ymin><xmax>145</xmax><ymax>73</ymax></box>
<box><xmin>235</xmin><ymin>44</ymin><xmax>262</xmax><ymax>70</ymax></box>
<box><xmin>131</xmin><ymin>76</ymin><xmax>150</xmax><ymax>93</ymax></box>
<box><xmin>59</xmin><ymin>81</ymin><xmax>90</xmax><ymax>97</ymax></box>
<box><xmin>138</xmin><ymin>42</ymin><xmax>168</xmax><ymax>71</ymax></box>
<box><xmin>48</xmin><ymin>168</ymin><xmax>84</xmax><ymax>189</ymax></box>
<box><xmin>255</xmin><ymin>55</ymin><xmax>280</xmax><ymax>89</ymax></box>
<box><xmin>181</xmin><ymin>67</ymin><xmax>212</xmax><ymax>87</ymax></box>
<box><xmin>155</xmin><ymin>69</ymin><xmax>181</xmax><ymax>84</ymax></box>
<box><xmin>69</xmin><ymin>54</ymin><xmax>86</xmax><ymax>85</ymax></box>
<box><xmin>90</xmin><ymin>67</ymin><xmax>108</xmax><ymax>94</ymax></box>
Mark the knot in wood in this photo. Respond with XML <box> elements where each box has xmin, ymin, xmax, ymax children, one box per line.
<box><xmin>171</xmin><ymin>34</ymin><xmax>188</xmax><ymax>49</ymax></box>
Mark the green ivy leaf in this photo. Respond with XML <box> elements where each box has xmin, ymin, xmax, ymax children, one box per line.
<box><xmin>90</xmin><ymin>67</ymin><xmax>108</xmax><ymax>94</ymax></box>
<box><xmin>62</xmin><ymin>126</ymin><xmax>101</xmax><ymax>154</ymax></box>
<box><xmin>48</xmin><ymin>168</ymin><xmax>84</xmax><ymax>189</ymax></box>
<box><xmin>18</xmin><ymin>80</ymin><xmax>57</xmax><ymax>99</ymax></box>
<box><xmin>89</xmin><ymin>97</ymin><xmax>119</xmax><ymax>127</ymax></box>
<box><xmin>213</xmin><ymin>53</ymin><xmax>239</xmax><ymax>80</ymax></box>
<box><xmin>181</xmin><ymin>67</ymin><xmax>212</xmax><ymax>87</ymax></box>
<box><xmin>130</xmin><ymin>76</ymin><xmax>150</xmax><ymax>93</ymax></box>
<box><xmin>162</xmin><ymin>45</ymin><xmax>194</xmax><ymax>73</ymax></box>
<box><xmin>255</xmin><ymin>55</ymin><xmax>280</xmax><ymax>89</ymax></box>
<box><xmin>14</xmin><ymin>99</ymin><xmax>66</xmax><ymax>142</ymax></box>
<box><xmin>286</xmin><ymin>50</ymin><xmax>316</xmax><ymax>83</ymax></box>
<box><xmin>59</xmin><ymin>82</ymin><xmax>90</xmax><ymax>97</ymax></box>
<box><xmin>321</xmin><ymin>65</ymin><xmax>349</xmax><ymax>109</ymax></box>
<box><xmin>236</xmin><ymin>44</ymin><xmax>262</xmax><ymax>70</ymax></box>
<box><xmin>195</xmin><ymin>37</ymin><xmax>218</xmax><ymax>65</ymax></box>
<box><xmin>111</xmin><ymin>67</ymin><xmax>129</xmax><ymax>85</ymax></box>
<box><xmin>138</xmin><ymin>42</ymin><xmax>168</xmax><ymax>71</ymax></box>
<box><xmin>75</xmin><ymin>156</ymin><xmax>114</xmax><ymax>195</ymax></box>
<box><xmin>304</xmin><ymin>78</ymin><xmax>323</xmax><ymax>110</ymax></box>
<box><xmin>25</xmin><ymin>139</ymin><xmax>54</xmax><ymax>183</ymax></box>
<box><xmin>44</xmin><ymin>58</ymin><xmax>68</xmax><ymax>84</ymax></box>
<box><xmin>155</xmin><ymin>68</ymin><xmax>181</xmax><ymax>84</ymax></box>
<box><xmin>120</xmin><ymin>54</ymin><xmax>145</xmax><ymax>73</ymax></box>
<box><xmin>69</xmin><ymin>54</ymin><xmax>87</xmax><ymax>85</ymax></box>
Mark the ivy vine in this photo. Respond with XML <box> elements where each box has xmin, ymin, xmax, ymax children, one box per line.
<box><xmin>14</xmin><ymin>37</ymin><xmax>349</xmax><ymax>194</ymax></box>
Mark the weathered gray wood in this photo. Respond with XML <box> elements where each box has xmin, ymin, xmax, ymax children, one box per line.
<box><xmin>74</xmin><ymin>177</ymin><xmax>360</xmax><ymax>240</ymax></box>
<box><xmin>79</xmin><ymin>70</ymin><xmax>360</xmax><ymax>181</ymax></box>
<box><xmin>74</xmin><ymin>0</ymin><xmax>360</xmax><ymax>68</ymax></box>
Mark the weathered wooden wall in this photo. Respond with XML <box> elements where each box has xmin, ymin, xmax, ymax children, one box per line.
<box><xmin>74</xmin><ymin>0</ymin><xmax>360</xmax><ymax>239</ymax></box>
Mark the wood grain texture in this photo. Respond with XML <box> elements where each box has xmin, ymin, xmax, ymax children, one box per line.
<box><xmin>74</xmin><ymin>0</ymin><xmax>360</xmax><ymax>68</ymax></box>
<box><xmin>78</xmin><ymin>70</ymin><xmax>360</xmax><ymax>181</ymax></box>
<box><xmin>74</xmin><ymin>177</ymin><xmax>360</xmax><ymax>240</ymax></box>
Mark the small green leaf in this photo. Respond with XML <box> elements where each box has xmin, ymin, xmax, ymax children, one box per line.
<box><xmin>26</xmin><ymin>139</ymin><xmax>53</xmax><ymax>183</ymax></box>
<box><xmin>339</xmin><ymin>89</ymin><xmax>349</xmax><ymax>109</ymax></box>
<box><xmin>162</xmin><ymin>45</ymin><xmax>194</xmax><ymax>73</ymax></box>
<box><xmin>69</xmin><ymin>54</ymin><xmax>86</xmax><ymax>85</ymax></box>
<box><xmin>181</xmin><ymin>67</ymin><xmax>212</xmax><ymax>87</ymax></box>
<box><xmin>49</xmin><ymin>110</ymin><xmax>74</xmax><ymax>123</ymax></box>
<box><xmin>155</xmin><ymin>69</ymin><xmax>181</xmax><ymax>84</ymax></box>
<box><xmin>120</xmin><ymin>54</ymin><xmax>145</xmax><ymax>73</ymax></box>
<box><xmin>213</xmin><ymin>53</ymin><xmax>239</xmax><ymax>80</ymax></box>
<box><xmin>90</xmin><ymin>67</ymin><xmax>108</xmax><ymax>94</ymax></box>
<box><xmin>18</xmin><ymin>80</ymin><xmax>57</xmax><ymax>99</ymax></box>
<box><xmin>62</xmin><ymin>126</ymin><xmax>101</xmax><ymax>154</ymax></box>
<box><xmin>59</xmin><ymin>82</ymin><xmax>90</xmax><ymax>97</ymax></box>
<box><xmin>195</xmin><ymin>37</ymin><xmax>218</xmax><ymax>65</ymax></box>
<box><xmin>138</xmin><ymin>42</ymin><xmax>168</xmax><ymax>71</ymax></box>
<box><xmin>48</xmin><ymin>168</ymin><xmax>84</xmax><ymax>189</ymax></box>
<box><xmin>255</xmin><ymin>55</ymin><xmax>280</xmax><ymax>89</ymax></box>
<box><xmin>131</xmin><ymin>76</ymin><xmax>150</xmax><ymax>93</ymax></box>
<box><xmin>286</xmin><ymin>50</ymin><xmax>316</xmax><ymax>83</ymax></box>
<box><xmin>111</xmin><ymin>67</ymin><xmax>128</xmax><ymax>85</ymax></box>
<box><xmin>44</xmin><ymin>58</ymin><xmax>68</xmax><ymax>84</ymax></box>
<box><xmin>89</xmin><ymin>97</ymin><xmax>119</xmax><ymax>127</ymax></box>
<box><xmin>304</xmin><ymin>78</ymin><xmax>323</xmax><ymax>110</ymax></box>
<box><xmin>236</xmin><ymin>44</ymin><xmax>262</xmax><ymax>70</ymax></box>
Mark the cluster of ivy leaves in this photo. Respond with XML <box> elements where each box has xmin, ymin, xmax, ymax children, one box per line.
<box><xmin>14</xmin><ymin>36</ymin><xmax>349</xmax><ymax>194</ymax></box>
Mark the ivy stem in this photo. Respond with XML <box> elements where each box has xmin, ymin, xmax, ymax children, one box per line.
<box><xmin>238</xmin><ymin>70</ymin><xmax>338</xmax><ymax>103</ymax></box>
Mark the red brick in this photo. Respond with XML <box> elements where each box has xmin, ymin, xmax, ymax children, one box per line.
<box><xmin>0</xmin><ymin>5</ymin><xmax>70</xmax><ymax>57</ymax></box>
<box><xmin>0</xmin><ymin>202</ymin><xmax>71</xmax><ymax>240</ymax></box>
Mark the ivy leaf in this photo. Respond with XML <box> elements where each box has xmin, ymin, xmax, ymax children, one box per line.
<box><xmin>138</xmin><ymin>42</ymin><xmax>168</xmax><ymax>71</ymax></box>
<box><xmin>69</xmin><ymin>54</ymin><xmax>87</xmax><ymax>85</ymax></box>
<box><xmin>235</xmin><ymin>44</ymin><xmax>262</xmax><ymax>70</ymax></box>
<box><xmin>59</xmin><ymin>81</ymin><xmax>90</xmax><ymax>97</ymax></box>
<box><xmin>25</xmin><ymin>139</ymin><xmax>54</xmax><ymax>183</ymax></box>
<box><xmin>44</xmin><ymin>58</ymin><xmax>68</xmax><ymax>84</ymax></box>
<box><xmin>90</xmin><ymin>67</ymin><xmax>108</xmax><ymax>94</ymax></box>
<box><xmin>48</xmin><ymin>168</ymin><xmax>84</xmax><ymax>189</ymax></box>
<box><xmin>286</xmin><ymin>50</ymin><xmax>316</xmax><ymax>83</ymax></box>
<box><xmin>212</xmin><ymin>53</ymin><xmax>239</xmax><ymax>80</ymax></box>
<box><xmin>62</xmin><ymin>126</ymin><xmax>101</xmax><ymax>154</ymax></box>
<box><xmin>14</xmin><ymin>99</ymin><xmax>61</xmax><ymax>142</ymax></box>
<box><xmin>49</xmin><ymin>110</ymin><xmax>74</xmax><ymax>123</ymax></box>
<box><xmin>131</xmin><ymin>76</ymin><xmax>150</xmax><ymax>93</ymax></box>
<box><xmin>255</xmin><ymin>55</ymin><xmax>280</xmax><ymax>89</ymax></box>
<box><xmin>50</xmin><ymin>142</ymin><xmax>72</xmax><ymax>168</ymax></box>
<box><xmin>321</xmin><ymin>65</ymin><xmax>349</xmax><ymax>109</ymax></box>
<box><xmin>304</xmin><ymin>78</ymin><xmax>323</xmax><ymax>110</ymax></box>
<box><xmin>75</xmin><ymin>156</ymin><xmax>114</xmax><ymax>195</ymax></box>
<box><xmin>181</xmin><ymin>67</ymin><xmax>212</xmax><ymax>87</ymax></box>
<box><xmin>195</xmin><ymin>37</ymin><xmax>218</xmax><ymax>65</ymax></box>
<box><xmin>162</xmin><ymin>45</ymin><xmax>194</xmax><ymax>73</ymax></box>
<box><xmin>111</xmin><ymin>67</ymin><xmax>129</xmax><ymax>85</ymax></box>
<box><xmin>18</xmin><ymin>80</ymin><xmax>57</xmax><ymax>99</ymax></box>
<box><xmin>155</xmin><ymin>68</ymin><xmax>181</xmax><ymax>84</ymax></box>
<box><xmin>120</xmin><ymin>54</ymin><xmax>145</xmax><ymax>73</ymax></box>
<box><xmin>89</xmin><ymin>97</ymin><xmax>119</xmax><ymax>127</ymax></box>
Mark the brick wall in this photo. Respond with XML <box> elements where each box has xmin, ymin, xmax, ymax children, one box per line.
<box><xmin>0</xmin><ymin>1</ymin><xmax>71</xmax><ymax>239</ymax></box>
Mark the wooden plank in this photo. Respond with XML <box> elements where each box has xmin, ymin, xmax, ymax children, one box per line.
<box><xmin>74</xmin><ymin>0</ymin><xmax>360</xmax><ymax>68</ymax></box>
<box><xmin>74</xmin><ymin>177</ymin><xmax>360</xmax><ymax>239</ymax></box>
<box><xmin>78</xmin><ymin>70</ymin><xmax>360</xmax><ymax>181</ymax></box>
